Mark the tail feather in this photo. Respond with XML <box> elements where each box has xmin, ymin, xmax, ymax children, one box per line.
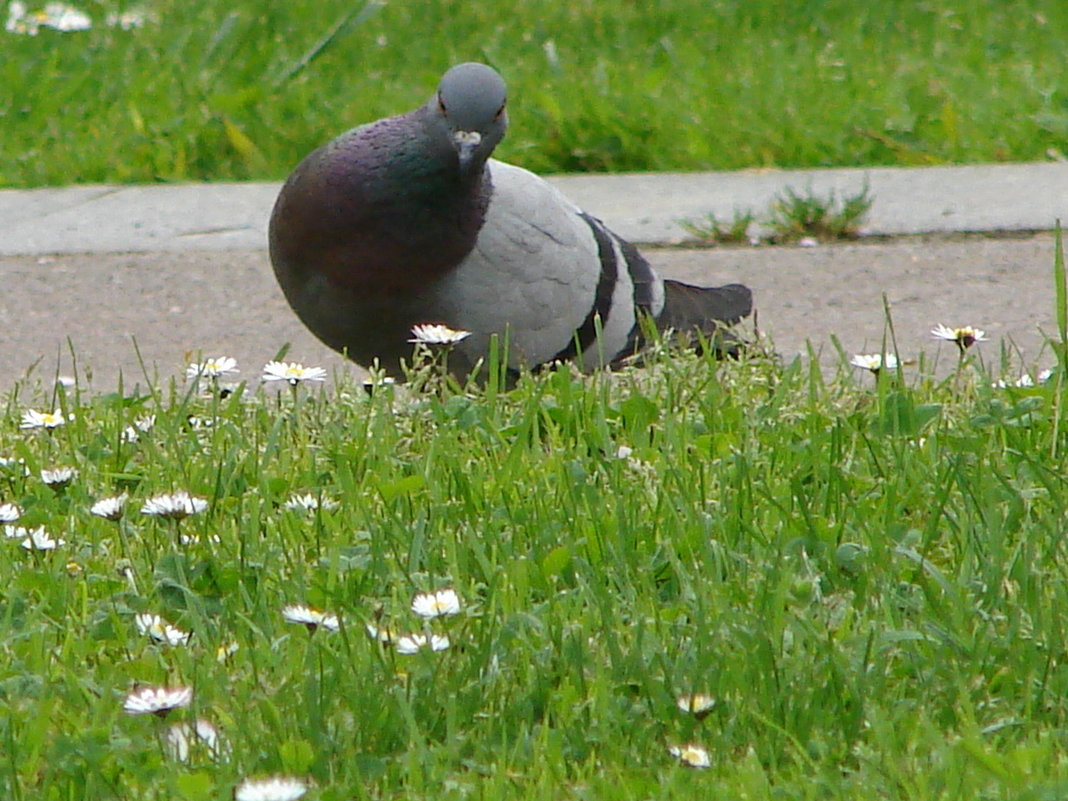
<box><xmin>614</xmin><ymin>279</ymin><xmax>753</xmax><ymax>366</ymax></box>
<box><xmin>657</xmin><ymin>280</ymin><xmax>753</xmax><ymax>334</ymax></box>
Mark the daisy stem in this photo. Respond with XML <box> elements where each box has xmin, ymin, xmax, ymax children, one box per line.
<box><xmin>116</xmin><ymin>518</ymin><xmax>131</xmax><ymax>561</ymax></box>
<box><xmin>952</xmin><ymin>347</ymin><xmax>966</xmax><ymax>393</ymax></box>
<box><xmin>288</xmin><ymin>382</ymin><xmax>304</xmax><ymax>443</ymax></box>
<box><xmin>210</xmin><ymin>376</ymin><xmax>222</xmax><ymax>425</ymax></box>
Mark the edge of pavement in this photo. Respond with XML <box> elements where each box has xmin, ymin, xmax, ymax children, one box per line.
<box><xmin>1</xmin><ymin>161</ymin><xmax>1065</xmax><ymax>257</ymax></box>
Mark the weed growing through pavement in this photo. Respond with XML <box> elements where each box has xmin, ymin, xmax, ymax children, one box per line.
<box><xmin>767</xmin><ymin>183</ymin><xmax>873</xmax><ymax>243</ymax></box>
<box><xmin>681</xmin><ymin>184</ymin><xmax>873</xmax><ymax>245</ymax></box>
<box><xmin>678</xmin><ymin>208</ymin><xmax>756</xmax><ymax>245</ymax></box>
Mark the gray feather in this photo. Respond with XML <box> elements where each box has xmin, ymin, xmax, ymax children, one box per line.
<box><xmin>268</xmin><ymin>63</ymin><xmax>753</xmax><ymax>378</ymax></box>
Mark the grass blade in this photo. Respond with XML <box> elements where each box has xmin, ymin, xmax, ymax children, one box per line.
<box><xmin>272</xmin><ymin>0</ymin><xmax>386</xmax><ymax>87</ymax></box>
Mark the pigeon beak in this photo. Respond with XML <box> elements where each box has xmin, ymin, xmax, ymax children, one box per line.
<box><xmin>453</xmin><ymin>130</ymin><xmax>483</xmax><ymax>178</ymax></box>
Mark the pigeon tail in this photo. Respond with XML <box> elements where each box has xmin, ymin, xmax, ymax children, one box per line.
<box><xmin>657</xmin><ymin>280</ymin><xmax>753</xmax><ymax>333</ymax></box>
<box><xmin>618</xmin><ymin>279</ymin><xmax>752</xmax><ymax>360</ymax></box>
<box><xmin>268</xmin><ymin>62</ymin><xmax>756</xmax><ymax>380</ymax></box>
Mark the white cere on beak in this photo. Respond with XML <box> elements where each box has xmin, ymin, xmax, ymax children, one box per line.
<box><xmin>453</xmin><ymin>131</ymin><xmax>483</xmax><ymax>147</ymax></box>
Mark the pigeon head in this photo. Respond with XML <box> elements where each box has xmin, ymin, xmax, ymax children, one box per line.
<box><xmin>430</xmin><ymin>62</ymin><xmax>508</xmax><ymax>180</ymax></box>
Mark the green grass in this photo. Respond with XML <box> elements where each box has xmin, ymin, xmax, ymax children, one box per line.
<box><xmin>678</xmin><ymin>208</ymin><xmax>756</xmax><ymax>245</ymax></box>
<box><xmin>2</xmin><ymin>235</ymin><xmax>1068</xmax><ymax>799</ymax></box>
<box><xmin>678</xmin><ymin>184</ymin><xmax>874</xmax><ymax>244</ymax></box>
<box><xmin>767</xmin><ymin>184</ymin><xmax>875</xmax><ymax>243</ymax></box>
<box><xmin>2</xmin><ymin>0</ymin><xmax>1068</xmax><ymax>187</ymax></box>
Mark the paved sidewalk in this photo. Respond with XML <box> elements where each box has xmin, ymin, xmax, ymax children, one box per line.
<box><xmin>0</xmin><ymin>162</ymin><xmax>1066</xmax><ymax>392</ymax></box>
<box><xmin>1</xmin><ymin>234</ymin><xmax>1060</xmax><ymax>392</ymax></box>
<box><xmin>2</xmin><ymin>162</ymin><xmax>1066</xmax><ymax>255</ymax></box>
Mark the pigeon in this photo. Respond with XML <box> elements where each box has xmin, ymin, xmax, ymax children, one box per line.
<box><xmin>269</xmin><ymin>62</ymin><xmax>753</xmax><ymax>379</ymax></box>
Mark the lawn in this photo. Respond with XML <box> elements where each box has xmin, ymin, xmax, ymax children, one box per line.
<box><xmin>2</xmin><ymin>0</ymin><xmax>1067</xmax><ymax>187</ymax></box>
<box><xmin>5</xmin><ymin>1</ymin><xmax>1068</xmax><ymax>797</ymax></box>
<box><xmin>1</xmin><ymin>236</ymin><xmax>1067</xmax><ymax>799</ymax></box>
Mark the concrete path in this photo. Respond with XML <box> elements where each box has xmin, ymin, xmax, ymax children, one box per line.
<box><xmin>3</xmin><ymin>162</ymin><xmax>1065</xmax><ymax>256</ymax></box>
<box><xmin>1</xmin><ymin>235</ymin><xmax>1058</xmax><ymax>393</ymax></box>
<box><xmin>0</xmin><ymin>162</ymin><xmax>1066</xmax><ymax>392</ymax></box>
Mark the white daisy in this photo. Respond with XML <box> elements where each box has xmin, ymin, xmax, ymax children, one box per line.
<box><xmin>1038</xmin><ymin>368</ymin><xmax>1055</xmax><ymax>383</ymax></box>
<box><xmin>90</xmin><ymin>494</ymin><xmax>128</xmax><ymax>521</ymax></box>
<box><xmin>5</xmin><ymin>2</ymin><xmax>29</xmax><ymax>33</ymax></box>
<box><xmin>362</xmin><ymin>376</ymin><xmax>397</xmax><ymax>396</ymax></box>
<box><xmin>177</xmin><ymin>532</ymin><xmax>222</xmax><ymax>546</ymax></box>
<box><xmin>122</xmin><ymin>685</ymin><xmax>192</xmax><ymax>716</ymax></box>
<box><xmin>6</xmin><ymin>1</ymin><xmax>90</xmax><ymax>34</ymax></box>
<box><xmin>409</xmin><ymin>323</ymin><xmax>472</xmax><ymax>346</ymax></box>
<box><xmin>395</xmin><ymin>632</ymin><xmax>450</xmax><ymax>654</ymax></box>
<box><xmin>116</xmin><ymin>562</ymin><xmax>137</xmax><ymax>590</ymax></box>
<box><xmin>931</xmin><ymin>324</ymin><xmax>987</xmax><ymax>352</ymax></box>
<box><xmin>0</xmin><ymin>457</ymin><xmax>28</xmax><ymax>475</ymax></box>
<box><xmin>676</xmin><ymin>693</ymin><xmax>717</xmax><ymax>717</ymax></box>
<box><xmin>106</xmin><ymin>7</ymin><xmax>154</xmax><ymax>29</ymax></box>
<box><xmin>20</xmin><ymin>527</ymin><xmax>64</xmax><ymax>551</ymax></box>
<box><xmin>668</xmin><ymin>743</ymin><xmax>711</xmax><ymax>768</ymax></box>
<box><xmin>282</xmin><ymin>604</ymin><xmax>340</xmax><ymax>632</ymax></box>
<box><xmin>135</xmin><ymin>613</ymin><xmax>191</xmax><ymax>646</ymax></box>
<box><xmin>411</xmin><ymin>588</ymin><xmax>461</xmax><ymax>619</ymax></box>
<box><xmin>141</xmin><ymin>492</ymin><xmax>208</xmax><ymax>520</ymax></box>
<box><xmin>261</xmin><ymin>361</ymin><xmax>327</xmax><ymax>386</ymax></box>
<box><xmin>133</xmin><ymin>414</ymin><xmax>156</xmax><ymax>432</ymax></box>
<box><xmin>41</xmin><ymin>467</ymin><xmax>78</xmax><ymax>487</ymax></box>
<box><xmin>122</xmin><ymin>414</ymin><xmax>157</xmax><ymax>443</ymax></box>
<box><xmin>0</xmin><ymin>503</ymin><xmax>21</xmax><ymax>523</ymax></box>
<box><xmin>234</xmin><ymin>776</ymin><xmax>309</xmax><ymax>801</ymax></box>
<box><xmin>163</xmin><ymin>718</ymin><xmax>224</xmax><ymax>762</ymax></box>
<box><xmin>283</xmin><ymin>493</ymin><xmax>338</xmax><ymax>513</ymax></box>
<box><xmin>215</xmin><ymin>382</ymin><xmax>242</xmax><ymax>398</ymax></box>
<box><xmin>993</xmin><ymin>373</ymin><xmax>1036</xmax><ymax>389</ymax></box>
<box><xmin>365</xmin><ymin>623</ymin><xmax>398</xmax><ymax>644</ymax></box>
<box><xmin>216</xmin><ymin>641</ymin><xmax>240</xmax><ymax>663</ymax></box>
<box><xmin>20</xmin><ymin>408</ymin><xmax>67</xmax><ymax>429</ymax></box>
<box><xmin>41</xmin><ymin>3</ymin><xmax>91</xmax><ymax>31</ymax></box>
<box><xmin>186</xmin><ymin>356</ymin><xmax>239</xmax><ymax>381</ymax></box>
<box><xmin>4</xmin><ymin>525</ymin><xmax>31</xmax><ymax>539</ymax></box>
<box><xmin>849</xmin><ymin>353</ymin><xmax>898</xmax><ymax>372</ymax></box>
